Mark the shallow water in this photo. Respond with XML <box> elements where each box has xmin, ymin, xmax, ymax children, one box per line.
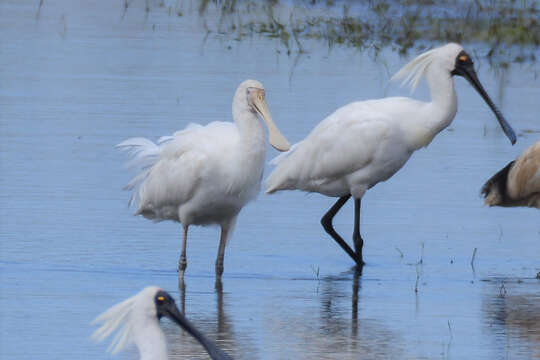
<box><xmin>1</xmin><ymin>1</ymin><xmax>539</xmax><ymax>359</ymax></box>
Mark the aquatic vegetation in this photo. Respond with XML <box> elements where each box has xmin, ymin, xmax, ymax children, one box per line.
<box><xmin>193</xmin><ymin>0</ymin><xmax>539</xmax><ymax>67</ymax></box>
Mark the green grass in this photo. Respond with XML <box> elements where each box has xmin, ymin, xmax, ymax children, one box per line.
<box><xmin>193</xmin><ymin>0</ymin><xmax>539</xmax><ymax>68</ymax></box>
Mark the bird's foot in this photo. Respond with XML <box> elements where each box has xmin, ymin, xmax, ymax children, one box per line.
<box><xmin>352</xmin><ymin>234</ymin><xmax>364</xmax><ymax>267</ymax></box>
<box><xmin>354</xmin><ymin>253</ymin><xmax>365</xmax><ymax>267</ymax></box>
<box><xmin>214</xmin><ymin>278</ymin><xmax>223</xmax><ymax>292</ymax></box>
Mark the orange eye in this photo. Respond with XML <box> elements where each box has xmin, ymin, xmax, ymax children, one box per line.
<box><xmin>459</xmin><ymin>55</ymin><xmax>468</xmax><ymax>62</ymax></box>
<box><xmin>157</xmin><ymin>296</ymin><xmax>165</xmax><ymax>302</ymax></box>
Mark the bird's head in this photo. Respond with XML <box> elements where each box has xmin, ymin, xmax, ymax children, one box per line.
<box><xmin>92</xmin><ymin>287</ymin><xmax>233</xmax><ymax>360</ymax></box>
<box><xmin>234</xmin><ymin>79</ymin><xmax>290</xmax><ymax>152</ymax></box>
<box><xmin>392</xmin><ymin>43</ymin><xmax>516</xmax><ymax>145</ymax></box>
<box><xmin>91</xmin><ymin>286</ymin><xmax>167</xmax><ymax>354</ymax></box>
<box><xmin>154</xmin><ymin>289</ymin><xmax>182</xmax><ymax>322</ymax></box>
<box><xmin>445</xmin><ymin>44</ymin><xmax>516</xmax><ymax>145</ymax></box>
<box><xmin>153</xmin><ymin>289</ymin><xmax>233</xmax><ymax>360</ymax></box>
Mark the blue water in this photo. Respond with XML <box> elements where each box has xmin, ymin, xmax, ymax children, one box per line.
<box><xmin>1</xmin><ymin>1</ymin><xmax>539</xmax><ymax>359</ymax></box>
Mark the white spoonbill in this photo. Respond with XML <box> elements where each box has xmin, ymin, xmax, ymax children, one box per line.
<box><xmin>482</xmin><ymin>138</ymin><xmax>540</xmax><ymax>208</ymax></box>
<box><xmin>265</xmin><ymin>43</ymin><xmax>516</xmax><ymax>266</ymax></box>
<box><xmin>92</xmin><ymin>286</ymin><xmax>233</xmax><ymax>360</ymax></box>
<box><xmin>117</xmin><ymin>80</ymin><xmax>290</xmax><ymax>281</ymax></box>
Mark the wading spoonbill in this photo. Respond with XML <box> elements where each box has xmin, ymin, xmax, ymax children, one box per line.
<box><xmin>482</xmin><ymin>138</ymin><xmax>540</xmax><ymax>208</ymax></box>
<box><xmin>92</xmin><ymin>286</ymin><xmax>232</xmax><ymax>360</ymax></box>
<box><xmin>117</xmin><ymin>80</ymin><xmax>289</xmax><ymax>281</ymax></box>
<box><xmin>266</xmin><ymin>43</ymin><xmax>516</xmax><ymax>266</ymax></box>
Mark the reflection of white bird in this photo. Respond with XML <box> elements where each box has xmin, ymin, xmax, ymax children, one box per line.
<box><xmin>117</xmin><ymin>80</ymin><xmax>289</xmax><ymax>281</ymax></box>
<box><xmin>482</xmin><ymin>138</ymin><xmax>540</xmax><ymax>208</ymax></box>
<box><xmin>266</xmin><ymin>43</ymin><xmax>516</xmax><ymax>266</ymax></box>
<box><xmin>92</xmin><ymin>286</ymin><xmax>232</xmax><ymax>360</ymax></box>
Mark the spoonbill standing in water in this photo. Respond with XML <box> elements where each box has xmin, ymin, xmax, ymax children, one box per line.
<box><xmin>482</xmin><ymin>138</ymin><xmax>540</xmax><ymax>208</ymax></box>
<box><xmin>92</xmin><ymin>286</ymin><xmax>233</xmax><ymax>360</ymax></box>
<box><xmin>266</xmin><ymin>43</ymin><xmax>516</xmax><ymax>266</ymax></box>
<box><xmin>117</xmin><ymin>80</ymin><xmax>290</xmax><ymax>281</ymax></box>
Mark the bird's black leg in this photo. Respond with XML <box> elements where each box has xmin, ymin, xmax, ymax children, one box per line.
<box><xmin>215</xmin><ymin>229</ymin><xmax>227</xmax><ymax>279</ymax></box>
<box><xmin>321</xmin><ymin>195</ymin><xmax>361</xmax><ymax>265</ymax></box>
<box><xmin>215</xmin><ymin>218</ymin><xmax>235</xmax><ymax>282</ymax></box>
<box><xmin>178</xmin><ymin>226</ymin><xmax>188</xmax><ymax>283</ymax></box>
<box><xmin>353</xmin><ymin>198</ymin><xmax>365</xmax><ymax>266</ymax></box>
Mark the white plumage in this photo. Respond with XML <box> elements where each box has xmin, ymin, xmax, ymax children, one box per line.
<box><xmin>266</xmin><ymin>43</ymin><xmax>516</xmax><ymax>266</ymax></box>
<box><xmin>92</xmin><ymin>287</ymin><xmax>166</xmax><ymax>358</ymax></box>
<box><xmin>92</xmin><ymin>286</ymin><xmax>232</xmax><ymax>360</ymax></box>
<box><xmin>267</xmin><ymin>97</ymin><xmax>420</xmax><ymax>198</ymax></box>
<box><xmin>117</xmin><ymin>80</ymin><xmax>289</xmax><ymax>280</ymax></box>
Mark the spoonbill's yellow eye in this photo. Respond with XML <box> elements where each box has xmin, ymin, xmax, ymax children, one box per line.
<box><xmin>157</xmin><ymin>296</ymin><xmax>165</xmax><ymax>302</ymax></box>
<box><xmin>459</xmin><ymin>55</ymin><xmax>468</xmax><ymax>62</ymax></box>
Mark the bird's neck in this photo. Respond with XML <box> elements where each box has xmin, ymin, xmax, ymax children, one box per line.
<box><xmin>233</xmin><ymin>108</ymin><xmax>267</xmax><ymax>156</ymax></box>
<box><xmin>427</xmin><ymin>65</ymin><xmax>458</xmax><ymax>118</ymax></box>
<box><xmin>134</xmin><ymin>318</ymin><xmax>168</xmax><ymax>360</ymax></box>
<box><xmin>410</xmin><ymin>67</ymin><xmax>458</xmax><ymax>150</ymax></box>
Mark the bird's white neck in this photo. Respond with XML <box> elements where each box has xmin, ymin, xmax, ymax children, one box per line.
<box><xmin>426</xmin><ymin>64</ymin><xmax>457</xmax><ymax>121</ymax></box>
<box><xmin>133</xmin><ymin>317</ymin><xmax>168</xmax><ymax>360</ymax></box>
<box><xmin>407</xmin><ymin>66</ymin><xmax>458</xmax><ymax>150</ymax></box>
<box><xmin>233</xmin><ymin>108</ymin><xmax>267</xmax><ymax>155</ymax></box>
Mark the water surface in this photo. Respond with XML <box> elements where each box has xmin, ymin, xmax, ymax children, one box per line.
<box><xmin>1</xmin><ymin>1</ymin><xmax>539</xmax><ymax>359</ymax></box>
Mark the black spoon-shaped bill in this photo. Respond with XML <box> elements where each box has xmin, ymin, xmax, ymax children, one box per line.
<box><xmin>156</xmin><ymin>291</ymin><xmax>233</xmax><ymax>360</ymax></box>
<box><xmin>452</xmin><ymin>54</ymin><xmax>516</xmax><ymax>145</ymax></box>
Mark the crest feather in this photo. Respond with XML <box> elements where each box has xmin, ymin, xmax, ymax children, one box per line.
<box><xmin>91</xmin><ymin>293</ymin><xmax>138</xmax><ymax>354</ymax></box>
<box><xmin>391</xmin><ymin>48</ymin><xmax>437</xmax><ymax>93</ymax></box>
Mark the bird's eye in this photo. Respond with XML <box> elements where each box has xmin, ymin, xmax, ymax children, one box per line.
<box><xmin>157</xmin><ymin>296</ymin><xmax>165</xmax><ymax>302</ymax></box>
<box><xmin>459</xmin><ymin>55</ymin><xmax>469</xmax><ymax>62</ymax></box>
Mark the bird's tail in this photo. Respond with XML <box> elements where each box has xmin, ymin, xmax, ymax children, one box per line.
<box><xmin>116</xmin><ymin>137</ymin><xmax>170</xmax><ymax>207</ymax></box>
<box><xmin>481</xmin><ymin>161</ymin><xmax>514</xmax><ymax>206</ymax></box>
<box><xmin>265</xmin><ymin>142</ymin><xmax>301</xmax><ymax>194</ymax></box>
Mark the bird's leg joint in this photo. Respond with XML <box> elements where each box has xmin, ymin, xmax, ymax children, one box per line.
<box><xmin>178</xmin><ymin>256</ymin><xmax>187</xmax><ymax>272</ymax></box>
<box><xmin>320</xmin><ymin>213</ymin><xmax>333</xmax><ymax>233</ymax></box>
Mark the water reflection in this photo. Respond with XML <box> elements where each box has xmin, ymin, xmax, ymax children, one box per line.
<box><xmin>169</xmin><ymin>271</ymin><xmax>403</xmax><ymax>359</ymax></box>
<box><xmin>214</xmin><ymin>280</ymin><xmax>235</xmax><ymax>347</ymax></box>
<box><xmin>178</xmin><ymin>280</ymin><xmax>186</xmax><ymax>314</ymax></box>
<box><xmin>164</xmin><ymin>283</ymin><xmax>240</xmax><ymax>359</ymax></box>
<box><xmin>482</xmin><ymin>279</ymin><xmax>540</xmax><ymax>359</ymax></box>
<box><xmin>351</xmin><ymin>269</ymin><xmax>360</xmax><ymax>339</ymax></box>
<box><xmin>167</xmin><ymin>280</ymin><xmax>239</xmax><ymax>359</ymax></box>
<box><xmin>312</xmin><ymin>269</ymin><xmax>404</xmax><ymax>359</ymax></box>
<box><xmin>2</xmin><ymin>0</ymin><xmax>539</xmax><ymax>359</ymax></box>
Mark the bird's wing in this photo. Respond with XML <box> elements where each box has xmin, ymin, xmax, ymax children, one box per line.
<box><xmin>160</xmin><ymin>122</ymin><xmax>239</xmax><ymax>162</ymax></box>
<box><xmin>118</xmin><ymin>122</ymin><xmax>240</xmax><ymax>211</ymax></box>
<box><xmin>508</xmin><ymin>139</ymin><xmax>540</xmax><ymax>199</ymax></box>
<box><xmin>267</xmin><ymin>101</ymin><xmax>394</xmax><ymax>191</ymax></box>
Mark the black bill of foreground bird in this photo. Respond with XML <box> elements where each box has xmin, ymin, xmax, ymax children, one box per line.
<box><xmin>92</xmin><ymin>286</ymin><xmax>233</xmax><ymax>360</ymax></box>
<box><xmin>482</xmin><ymin>139</ymin><xmax>540</xmax><ymax>208</ymax></box>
